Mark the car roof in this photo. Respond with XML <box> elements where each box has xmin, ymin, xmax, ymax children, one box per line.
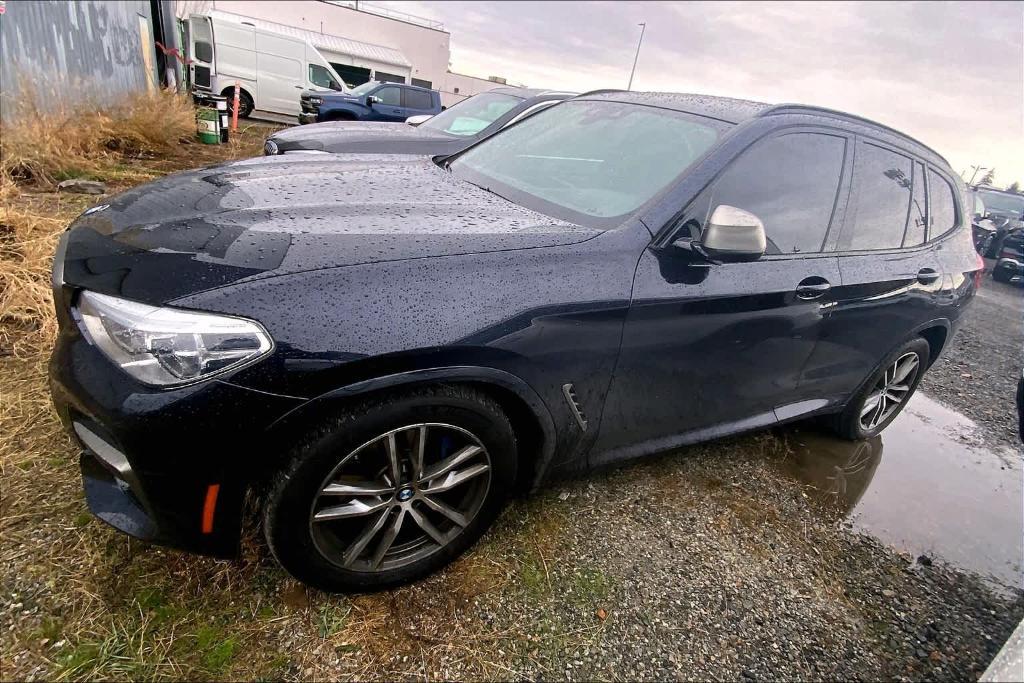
<box><xmin>576</xmin><ymin>90</ymin><xmax>950</xmax><ymax>169</ymax></box>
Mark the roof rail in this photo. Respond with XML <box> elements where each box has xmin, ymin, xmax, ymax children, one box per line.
<box><xmin>760</xmin><ymin>104</ymin><xmax>948</xmax><ymax>165</ymax></box>
<box><xmin>575</xmin><ymin>88</ymin><xmax>628</xmax><ymax>98</ymax></box>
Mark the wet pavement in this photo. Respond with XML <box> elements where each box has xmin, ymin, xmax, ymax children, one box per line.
<box><xmin>782</xmin><ymin>392</ymin><xmax>1024</xmax><ymax>594</ymax></box>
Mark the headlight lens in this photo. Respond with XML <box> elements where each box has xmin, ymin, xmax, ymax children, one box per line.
<box><xmin>76</xmin><ymin>291</ymin><xmax>272</xmax><ymax>387</ymax></box>
<box><xmin>309</xmin><ymin>97</ymin><xmax>322</xmax><ymax>105</ymax></box>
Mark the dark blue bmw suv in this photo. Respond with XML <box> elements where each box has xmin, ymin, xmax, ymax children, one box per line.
<box><xmin>49</xmin><ymin>92</ymin><xmax>980</xmax><ymax>591</ymax></box>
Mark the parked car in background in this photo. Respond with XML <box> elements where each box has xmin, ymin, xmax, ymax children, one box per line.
<box><xmin>970</xmin><ymin>185</ymin><xmax>1024</xmax><ymax>257</ymax></box>
<box><xmin>992</xmin><ymin>228</ymin><xmax>1023</xmax><ymax>284</ymax></box>
<box><xmin>186</xmin><ymin>12</ymin><xmax>347</xmax><ymax>118</ymax></box>
<box><xmin>50</xmin><ymin>92</ymin><xmax>980</xmax><ymax>592</ymax></box>
<box><xmin>297</xmin><ymin>81</ymin><xmax>441</xmax><ymax>125</ymax></box>
<box><xmin>267</xmin><ymin>87</ymin><xmax>574</xmax><ymax>156</ymax></box>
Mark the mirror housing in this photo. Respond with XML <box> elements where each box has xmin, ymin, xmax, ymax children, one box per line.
<box><xmin>366</xmin><ymin>95</ymin><xmax>380</xmax><ymax>106</ymax></box>
<box><xmin>696</xmin><ymin>205</ymin><xmax>767</xmax><ymax>262</ymax></box>
<box><xmin>405</xmin><ymin>114</ymin><xmax>433</xmax><ymax>126</ymax></box>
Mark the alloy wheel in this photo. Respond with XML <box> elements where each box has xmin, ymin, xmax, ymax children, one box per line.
<box><xmin>308</xmin><ymin>423</ymin><xmax>492</xmax><ymax>573</ymax></box>
<box><xmin>859</xmin><ymin>352</ymin><xmax>920</xmax><ymax>431</ymax></box>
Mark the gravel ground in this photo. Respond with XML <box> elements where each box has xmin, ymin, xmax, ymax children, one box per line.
<box><xmin>919</xmin><ymin>271</ymin><xmax>1023</xmax><ymax>451</ymax></box>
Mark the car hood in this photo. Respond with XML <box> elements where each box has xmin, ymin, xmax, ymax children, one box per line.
<box><xmin>60</xmin><ymin>154</ymin><xmax>598</xmax><ymax>304</ymax></box>
<box><xmin>271</xmin><ymin>121</ymin><xmax>461</xmax><ymax>155</ymax></box>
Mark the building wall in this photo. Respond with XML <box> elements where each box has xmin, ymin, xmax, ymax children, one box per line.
<box><xmin>440</xmin><ymin>72</ymin><xmax>507</xmax><ymax>108</ymax></box>
<box><xmin>0</xmin><ymin>0</ymin><xmax>158</xmax><ymax>122</ymax></box>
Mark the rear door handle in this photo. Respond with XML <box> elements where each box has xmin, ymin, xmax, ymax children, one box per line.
<box><xmin>796</xmin><ymin>277</ymin><xmax>831</xmax><ymax>300</ymax></box>
<box><xmin>917</xmin><ymin>268</ymin><xmax>941</xmax><ymax>284</ymax></box>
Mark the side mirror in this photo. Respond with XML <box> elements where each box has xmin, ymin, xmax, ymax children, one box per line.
<box><xmin>405</xmin><ymin>114</ymin><xmax>433</xmax><ymax>126</ymax></box>
<box><xmin>329</xmin><ymin>81</ymin><xmax>343</xmax><ymax>92</ymax></box>
<box><xmin>696</xmin><ymin>205</ymin><xmax>766</xmax><ymax>262</ymax></box>
<box><xmin>366</xmin><ymin>95</ymin><xmax>380</xmax><ymax>106</ymax></box>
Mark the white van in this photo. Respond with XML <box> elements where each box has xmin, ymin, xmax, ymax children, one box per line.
<box><xmin>187</xmin><ymin>13</ymin><xmax>347</xmax><ymax>118</ymax></box>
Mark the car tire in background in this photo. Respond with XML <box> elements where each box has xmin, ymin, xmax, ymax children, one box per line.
<box><xmin>222</xmin><ymin>88</ymin><xmax>254</xmax><ymax>119</ymax></box>
<box><xmin>264</xmin><ymin>385</ymin><xmax>517</xmax><ymax>592</ymax></box>
<box><xmin>829</xmin><ymin>337</ymin><xmax>930</xmax><ymax>440</ymax></box>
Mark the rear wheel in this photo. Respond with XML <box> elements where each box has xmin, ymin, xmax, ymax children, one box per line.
<box><xmin>993</xmin><ymin>265</ymin><xmax>1013</xmax><ymax>283</ymax></box>
<box><xmin>264</xmin><ymin>386</ymin><xmax>516</xmax><ymax>591</ymax></box>
<box><xmin>829</xmin><ymin>338</ymin><xmax>929</xmax><ymax>440</ymax></box>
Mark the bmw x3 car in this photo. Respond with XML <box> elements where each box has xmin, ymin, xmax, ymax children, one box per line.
<box><xmin>49</xmin><ymin>92</ymin><xmax>980</xmax><ymax>591</ymax></box>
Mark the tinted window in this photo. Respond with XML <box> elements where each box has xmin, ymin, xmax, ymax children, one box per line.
<box><xmin>451</xmin><ymin>100</ymin><xmax>726</xmax><ymax>227</ymax></box>
<box><xmin>708</xmin><ymin>133</ymin><xmax>845</xmax><ymax>254</ymax></box>
<box><xmin>843</xmin><ymin>141</ymin><xmax>912</xmax><ymax>250</ymax></box>
<box><xmin>405</xmin><ymin>89</ymin><xmax>433</xmax><ymax>110</ymax></box>
<box><xmin>375</xmin><ymin>86</ymin><xmax>401</xmax><ymax>106</ymax></box>
<box><xmin>928</xmin><ymin>169</ymin><xmax>957</xmax><ymax>237</ymax></box>
<box><xmin>905</xmin><ymin>162</ymin><xmax>927</xmax><ymax>247</ymax></box>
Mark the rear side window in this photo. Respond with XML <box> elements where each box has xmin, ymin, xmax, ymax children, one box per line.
<box><xmin>905</xmin><ymin>161</ymin><xmax>927</xmax><ymax>247</ymax></box>
<box><xmin>404</xmin><ymin>89</ymin><xmax>433</xmax><ymax>110</ymax></box>
<box><xmin>843</xmin><ymin>141</ymin><xmax>912</xmax><ymax>250</ymax></box>
<box><xmin>928</xmin><ymin>169</ymin><xmax>957</xmax><ymax>237</ymax></box>
<box><xmin>709</xmin><ymin>132</ymin><xmax>846</xmax><ymax>254</ymax></box>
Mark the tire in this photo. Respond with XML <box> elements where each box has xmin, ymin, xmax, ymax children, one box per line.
<box><xmin>829</xmin><ymin>337</ymin><xmax>930</xmax><ymax>440</ymax></box>
<box><xmin>223</xmin><ymin>89</ymin><xmax>254</xmax><ymax>119</ymax></box>
<box><xmin>993</xmin><ymin>266</ymin><xmax>1013</xmax><ymax>283</ymax></box>
<box><xmin>326</xmin><ymin>112</ymin><xmax>356</xmax><ymax>122</ymax></box>
<box><xmin>264</xmin><ymin>385</ymin><xmax>517</xmax><ymax>592</ymax></box>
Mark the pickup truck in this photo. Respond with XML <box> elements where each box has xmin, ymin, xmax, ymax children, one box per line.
<box><xmin>299</xmin><ymin>81</ymin><xmax>441</xmax><ymax>124</ymax></box>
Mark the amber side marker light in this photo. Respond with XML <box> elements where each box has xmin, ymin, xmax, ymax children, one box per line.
<box><xmin>202</xmin><ymin>484</ymin><xmax>221</xmax><ymax>534</ymax></box>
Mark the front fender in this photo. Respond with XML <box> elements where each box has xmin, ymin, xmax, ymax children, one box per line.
<box><xmin>265</xmin><ymin>365</ymin><xmax>558</xmax><ymax>491</ymax></box>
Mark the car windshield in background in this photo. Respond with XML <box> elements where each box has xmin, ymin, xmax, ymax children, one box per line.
<box><xmin>421</xmin><ymin>92</ymin><xmax>523</xmax><ymax>136</ymax></box>
<box><xmin>450</xmin><ymin>100</ymin><xmax>726</xmax><ymax>227</ymax></box>
<box><xmin>978</xmin><ymin>190</ymin><xmax>1024</xmax><ymax>216</ymax></box>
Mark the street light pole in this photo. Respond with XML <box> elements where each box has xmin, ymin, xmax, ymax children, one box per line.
<box><xmin>627</xmin><ymin>22</ymin><xmax>646</xmax><ymax>91</ymax></box>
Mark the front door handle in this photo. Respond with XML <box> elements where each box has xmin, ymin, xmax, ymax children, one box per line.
<box><xmin>796</xmin><ymin>277</ymin><xmax>831</xmax><ymax>300</ymax></box>
<box><xmin>917</xmin><ymin>268</ymin><xmax>941</xmax><ymax>284</ymax></box>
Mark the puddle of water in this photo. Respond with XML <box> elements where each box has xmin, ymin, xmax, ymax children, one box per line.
<box><xmin>783</xmin><ymin>393</ymin><xmax>1024</xmax><ymax>593</ymax></box>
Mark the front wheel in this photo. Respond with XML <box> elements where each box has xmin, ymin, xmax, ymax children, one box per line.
<box><xmin>829</xmin><ymin>338</ymin><xmax>930</xmax><ymax>440</ymax></box>
<box><xmin>264</xmin><ymin>386</ymin><xmax>517</xmax><ymax>592</ymax></box>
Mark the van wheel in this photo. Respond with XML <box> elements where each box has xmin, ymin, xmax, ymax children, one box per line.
<box><xmin>223</xmin><ymin>89</ymin><xmax>254</xmax><ymax>118</ymax></box>
<box><xmin>829</xmin><ymin>338</ymin><xmax>930</xmax><ymax>440</ymax></box>
<box><xmin>264</xmin><ymin>386</ymin><xmax>517</xmax><ymax>592</ymax></box>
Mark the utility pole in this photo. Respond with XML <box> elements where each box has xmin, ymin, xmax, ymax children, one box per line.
<box><xmin>627</xmin><ymin>22</ymin><xmax>646</xmax><ymax>91</ymax></box>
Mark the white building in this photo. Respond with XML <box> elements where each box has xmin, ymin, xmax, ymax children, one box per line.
<box><xmin>174</xmin><ymin>0</ymin><xmax>519</xmax><ymax>106</ymax></box>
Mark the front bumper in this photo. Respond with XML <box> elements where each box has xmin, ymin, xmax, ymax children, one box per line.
<box><xmin>50</xmin><ymin>324</ymin><xmax>303</xmax><ymax>557</ymax></box>
<box><xmin>298</xmin><ymin>112</ymin><xmax>319</xmax><ymax>125</ymax></box>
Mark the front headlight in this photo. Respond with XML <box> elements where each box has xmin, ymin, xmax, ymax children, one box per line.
<box><xmin>308</xmin><ymin>97</ymin><xmax>323</xmax><ymax>105</ymax></box>
<box><xmin>76</xmin><ymin>291</ymin><xmax>272</xmax><ymax>387</ymax></box>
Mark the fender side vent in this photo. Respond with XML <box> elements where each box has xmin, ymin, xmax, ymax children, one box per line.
<box><xmin>562</xmin><ymin>383</ymin><xmax>588</xmax><ymax>432</ymax></box>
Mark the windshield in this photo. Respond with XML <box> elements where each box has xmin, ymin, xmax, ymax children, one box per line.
<box><xmin>450</xmin><ymin>100</ymin><xmax>726</xmax><ymax>227</ymax></box>
<box><xmin>977</xmin><ymin>189</ymin><xmax>1024</xmax><ymax>216</ymax></box>
<box><xmin>422</xmin><ymin>92</ymin><xmax>524</xmax><ymax>137</ymax></box>
<box><xmin>347</xmin><ymin>82</ymin><xmax>379</xmax><ymax>97</ymax></box>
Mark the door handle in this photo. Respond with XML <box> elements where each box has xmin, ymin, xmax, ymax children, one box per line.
<box><xmin>795</xmin><ymin>277</ymin><xmax>831</xmax><ymax>300</ymax></box>
<box><xmin>294</xmin><ymin>85</ymin><xmax>304</xmax><ymax>89</ymax></box>
<box><xmin>917</xmin><ymin>268</ymin><xmax>941</xmax><ymax>284</ymax></box>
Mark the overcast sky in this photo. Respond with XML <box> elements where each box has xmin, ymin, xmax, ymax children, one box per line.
<box><xmin>376</xmin><ymin>1</ymin><xmax>1023</xmax><ymax>186</ymax></box>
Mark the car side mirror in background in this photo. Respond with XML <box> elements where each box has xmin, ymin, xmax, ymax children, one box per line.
<box><xmin>696</xmin><ymin>205</ymin><xmax>767</xmax><ymax>262</ymax></box>
<box><xmin>405</xmin><ymin>114</ymin><xmax>433</xmax><ymax>126</ymax></box>
<box><xmin>366</xmin><ymin>95</ymin><xmax>380</xmax><ymax>106</ymax></box>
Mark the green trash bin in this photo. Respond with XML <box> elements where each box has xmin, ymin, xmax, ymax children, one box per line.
<box><xmin>196</xmin><ymin>106</ymin><xmax>220</xmax><ymax>144</ymax></box>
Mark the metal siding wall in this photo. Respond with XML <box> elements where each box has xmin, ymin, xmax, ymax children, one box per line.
<box><xmin>0</xmin><ymin>0</ymin><xmax>157</xmax><ymax>121</ymax></box>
